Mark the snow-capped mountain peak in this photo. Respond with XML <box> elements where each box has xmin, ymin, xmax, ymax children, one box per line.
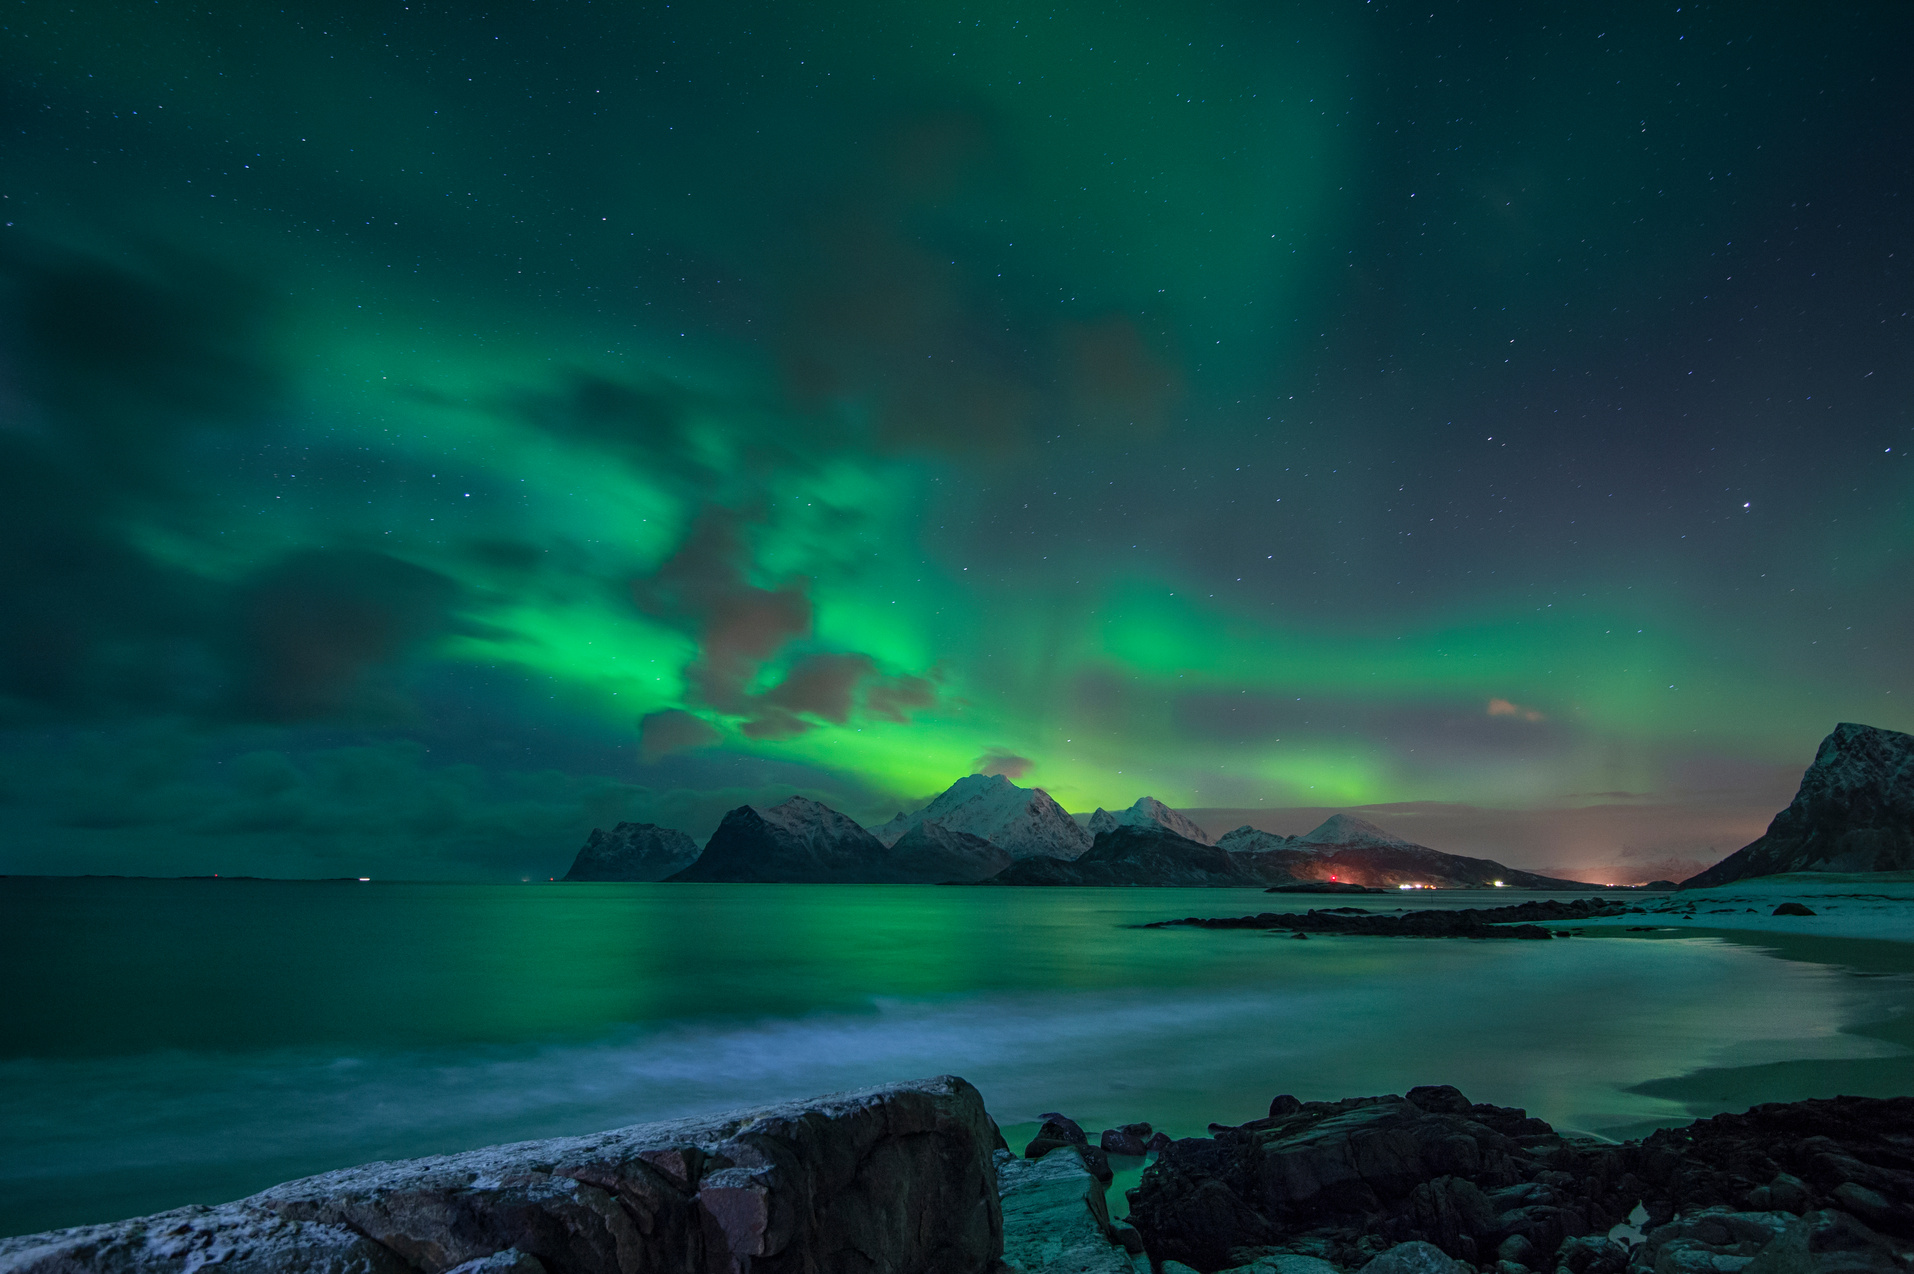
<box><xmin>871</xmin><ymin>774</ymin><xmax>1091</xmax><ymax>860</ymax></box>
<box><xmin>1086</xmin><ymin>796</ymin><xmax>1213</xmax><ymax>845</ymax></box>
<box><xmin>1294</xmin><ymin>813</ymin><xmax>1418</xmax><ymax>850</ymax></box>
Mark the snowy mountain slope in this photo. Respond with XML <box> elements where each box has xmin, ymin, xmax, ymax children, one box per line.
<box><xmin>872</xmin><ymin>774</ymin><xmax>1092</xmax><ymax>860</ymax></box>
<box><xmin>1086</xmin><ymin>796</ymin><xmax>1214</xmax><ymax>845</ymax></box>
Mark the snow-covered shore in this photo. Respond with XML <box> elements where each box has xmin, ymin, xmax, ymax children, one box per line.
<box><xmin>1575</xmin><ymin>871</ymin><xmax>1914</xmax><ymax>943</ymax></box>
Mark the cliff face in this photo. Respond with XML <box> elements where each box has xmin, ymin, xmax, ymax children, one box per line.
<box><xmin>0</xmin><ymin>1077</ymin><xmax>1004</xmax><ymax>1274</ymax></box>
<box><xmin>1683</xmin><ymin>722</ymin><xmax>1914</xmax><ymax>889</ymax></box>
<box><xmin>561</xmin><ymin>823</ymin><xmax>700</xmax><ymax>882</ymax></box>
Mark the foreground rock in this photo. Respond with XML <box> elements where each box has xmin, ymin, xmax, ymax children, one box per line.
<box><xmin>872</xmin><ymin>774</ymin><xmax>1093</xmax><ymax>860</ymax></box>
<box><xmin>1218</xmin><ymin>816</ymin><xmax>1598</xmax><ymax>891</ymax></box>
<box><xmin>998</xmin><ymin>1146</ymin><xmax>1144</xmax><ymax>1274</ymax></box>
<box><xmin>1144</xmin><ymin>897</ymin><xmax>1630</xmax><ymax>939</ymax></box>
<box><xmin>562</xmin><ymin>823</ymin><xmax>700</xmax><ymax>882</ymax></box>
<box><xmin>1126</xmin><ymin>1088</ymin><xmax>1914</xmax><ymax>1274</ymax></box>
<box><xmin>1683</xmin><ymin>722</ymin><xmax>1914</xmax><ymax>889</ymax></box>
<box><xmin>984</xmin><ymin>826</ymin><xmax>1280</xmax><ymax>887</ymax></box>
<box><xmin>0</xmin><ymin>1077</ymin><xmax>1003</xmax><ymax>1274</ymax></box>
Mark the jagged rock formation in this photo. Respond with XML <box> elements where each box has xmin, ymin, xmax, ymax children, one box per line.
<box><xmin>1682</xmin><ymin>722</ymin><xmax>1914</xmax><ymax>889</ymax></box>
<box><xmin>1218</xmin><ymin>816</ymin><xmax>1594</xmax><ymax>890</ymax></box>
<box><xmin>561</xmin><ymin>823</ymin><xmax>699</xmax><ymax>882</ymax></box>
<box><xmin>1126</xmin><ymin>1087</ymin><xmax>1914</xmax><ymax>1274</ymax></box>
<box><xmin>667</xmin><ymin>797</ymin><xmax>898</xmax><ymax>883</ymax></box>
<box><xmin>885</xmin><ymin>820</ymin><xmax>1014</xmax><ymax>884</ymax></box>
<box><xmin>982</xmin><ymin>825</ymin><xmax>1284</xmax><ymax>887</ymax></box>
<box><xmin>1087</xmin><ymin>798</ymin><xmax>1214</xmax><ymax>846</ymax></box>
<box><xmin>872</xmin><ymin>774</ymin><xmax>1093</xmax><ymax>860</ymax></box>
<box><xmin>1145</xmin><ymin>896</ymin><xmax>1630</xmax><ymax>939</ymax></box>
<box><xmin>0</xmin><ymin>1077</ymin><xmax>1004</xmax><ymax>1274</ymax></box>
<box><xmin>998</xmin><ymin>1146</ymin><xmax>1144</xmax><ymax>1274</ymax></box>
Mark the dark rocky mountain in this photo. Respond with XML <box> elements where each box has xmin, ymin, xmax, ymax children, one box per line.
<box><xmin>667</xmin><ymin>797</ymin><xmax>899</xmax><ymax>883</ymax></box>
<box><xmin>1682</xmin><ymin>721</ymin><xmax>1914</xmax><ymax>889</ymax></box>
<box><xmin>885</xmin><ymin>819</ymin><xmax>1014</xmax><ymax>883</ymax></box>
<box><xmin>1219</xmin><ymin>814</ymin><xmax>1594</xmax><ymax>890</ymax></box>
<box><xmin>982</xmin><ymin>825</ymin><xmax>1286</xmax><ymax>886</ymax></box>
<box><xmin>561</xmin><ymin>822</ymin><xmax>700</xmax><ymax>881</ymax></box>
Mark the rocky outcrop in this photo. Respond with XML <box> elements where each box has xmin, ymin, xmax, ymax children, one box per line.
<box><xmin>562</xmin><ymin>823</ymin><xmax>700</xmax><ymax>882</ymax></box>
<box><xmin>885</xmin><ymin>820</ymin><xmax>1014</xmax><ymax>884</ymax></box>
<box><xmin>0</xmin><ymin>1077</ymin><xmax>1004</xmax><ymax>1274</ymax></box>
<box><xmin>667</xmin><ymin>797</ymin><xmax>898</xmax><ymax>883</ymax></box>
<box><xmin>1125</xmin><ymin>1089</ymin><xmax>1914</xmax><ymax>1274</ymax></box>
<box><xmin>872</xmin><ymin>775</ymin><xmax>1093</xmax><ymax>860</ymax></box>
<box><xmin>1682</xmin><ymin>723</ymin><xmax>1914</xmax><ymax>889</ymax></box>
<box><xmin>1145</xmin><ymin>897</ymin><xmax>1630</xmax><ymax>939</ymax></box>
<box><xmin>982</xmin><ymin>826</ymin><xmax>1280</xmax><ymax>887</ymax></box>
<box><xmin>998</xmin><ymin>1147</ymin><xmax>1143</xmax><ymax>1274</ymax></box>
<box><xmin>1219</xmin><ymin>817</ymin><xmax>1594</xmax><ymax>891</ymax></box>
<box><xmin>1088</xmin><ymin>799</ymin><xmax>1214</xmax><ymax>846</ymax></box>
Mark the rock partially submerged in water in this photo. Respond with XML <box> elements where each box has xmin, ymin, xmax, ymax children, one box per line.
<box><xmin>1145</xmin><ymin>897</ymin><xmax>1629</xmax><ymax>939</ymax></box>
<box><xmin>1125</xmin><ymin>1089</ymin><xmax>1914</xmax><ymax>1274</ymax></box>
<box><xmin>0</xmin><ymin>1076</ymin><xmax>1004</xmax><ymax>1274</ymax></box>
<box><xmin>998</xmin><ymin>1146</ymin><xmax>1144</xmax><ymax>1274</ymax></box>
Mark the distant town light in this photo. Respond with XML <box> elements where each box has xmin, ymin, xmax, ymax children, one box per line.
<box><xmin>1493</xmin><ymin>880</ymin><xmax>1505</xmax><ymax>887</ymax></box>
<box><xmin>358</xmin><ymin>877</ymin><xmax>371</xmax><ymax>882</ymax></box>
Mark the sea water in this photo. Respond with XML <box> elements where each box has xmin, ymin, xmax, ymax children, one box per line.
<box><xmin>0</xmin><ymin>877</ymin><xmax>1905</xmax><ymax>1238</ymax></box>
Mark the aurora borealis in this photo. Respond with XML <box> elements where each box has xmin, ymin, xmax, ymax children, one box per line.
<box><xmin>2</xmin><ymin>1</ymin><xmax>1909</xmax><ymax>880</ymax></box>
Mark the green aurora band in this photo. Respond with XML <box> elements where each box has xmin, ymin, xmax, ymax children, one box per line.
<box><xmin>1</xmin><ymin>0</ymin><xmax>1909</xmax><ymax>878</ymax></box>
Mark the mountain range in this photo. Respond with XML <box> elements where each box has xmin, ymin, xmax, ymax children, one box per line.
<box><xmin>563</xmin><ymin>775</ymin><xmax>1599</xmax><ymax>888</ymax></box>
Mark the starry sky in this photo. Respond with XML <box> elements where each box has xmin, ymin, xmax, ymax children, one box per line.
<box><xmin>2</xmin><ymin>0</ymin><xmax>1908</xmax><ymax>881</ymax></box>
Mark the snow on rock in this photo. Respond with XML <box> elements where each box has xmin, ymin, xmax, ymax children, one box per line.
<box><xmin>1294</xmin><ymin>813</ymin><xmax>1423</xmax><ymax>851</ymax></box>
<box><xmin>872</xmin><ymin>774</ymin><xmax>1093</xmax><ymax>860</ymax></box>
<box><xmin>1682</xmin><ymin>722</ymin><xmax>1914</xmax><ymax>889</ymax></box>
<box><xmin>1216</xmin><ymin>826</ymin><xmax>1298</xmax><ymax>854</ymax></box>
<box><xmin>1085</xmin><ymin>797</ymin><xmax>1213</xmax><ymax>845</ymax></box>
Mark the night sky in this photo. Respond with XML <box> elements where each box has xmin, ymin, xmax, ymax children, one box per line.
<box><xmin>3</xmin><ymin>1</ymin><xmax>1909</xmax><ymax>881</ymax></box>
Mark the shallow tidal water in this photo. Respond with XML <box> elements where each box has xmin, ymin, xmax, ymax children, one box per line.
<box><xmin>2</xmin><ymin>877</ymin><xmax>1909</xmax><ymax>1238</ymax></box>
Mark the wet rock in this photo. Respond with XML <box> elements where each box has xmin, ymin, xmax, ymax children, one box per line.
<box><xmin>998</xmin><ymin>1147</ymin><xmax>1137</xmax><ymax>1274</ymax></box>
<box><xmin>1358</xmin><ymin>1240</ymin><xmax>1473</xmax><ymax>1274</ymax></box>
<box><xmin>1772</xmin><ymin>904</ymin><xmax>1817</xmax><ymax>917</ymax></box>
<box><xmin>1740</xmin><ymin>1209</ymin><xmax>1904</xmax><ymax>1274</ymax></box>
<box><xmin>1028</xmin><ymin>1114</ymin><xmax>1091</xmax><ymax>1159</ymax></box>
<box><xmin>1148</xmin><ymin>1132</ymin><xmax>1174</xmax><ymax>1154</ymax></box>
<box><xmin>0</xmin><ymin>1076</ymin><xmax>1003</xmax><ymax>1274</ymax></box>
<box><xmin>1102</xmin><ymin>1124</ymin><xmax>1154</xmax><ymax>1157</ymax></box>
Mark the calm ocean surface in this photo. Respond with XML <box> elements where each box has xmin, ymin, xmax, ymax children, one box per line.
<box><xmin>1</xmin><ymin>877</ymin><xmax>1906</xmax><ymax>1238</ymax></box>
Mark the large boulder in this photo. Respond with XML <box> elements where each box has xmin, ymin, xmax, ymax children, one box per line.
<box><xmin>562</xmin><ymin>823</ymin><xmax>699</xmax><ymax>882</ymax></box>
<box><xmin>0</xmin><ymin>1077</ymin><xmax>1004</xmax><ymax>1274</ymax></box>
<box><xmin>1683</xmin><ymin>723</ymin><xmax>1914</xmax><ymax>888</ymax></box>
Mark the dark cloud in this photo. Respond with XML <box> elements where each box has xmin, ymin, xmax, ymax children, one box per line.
<box><xmin>0</xmin><ymin>245</ymin><xmax>279</xmax><ymax>719</ymax></box>
<box><xmin>632</xmin><ymin>508</ymin><xmax>814</xmax><ymax>714</ymax></box>
<box><xmin>632</xmin><ymin>508</ymin><xmax>938</xmax><ymax>737</ymax></box>
<box><xmin>638</xmin><ymin>709</ymin><xmax>723</xmax><ymax>763</ymax></box>
<box><xmin>232</xmin><ymin>550</ymin><xmax>459</xmax><ymax>722</ymax></box>
<box><xmin>774</xmin><ymin>108</ymin><xmax>1181</xmax><ymax>457</ymax></box>
<box><xmin>972</xmin><ymin>750</ymin><xmax>1033</xmax><ymax>779</ymax></box>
